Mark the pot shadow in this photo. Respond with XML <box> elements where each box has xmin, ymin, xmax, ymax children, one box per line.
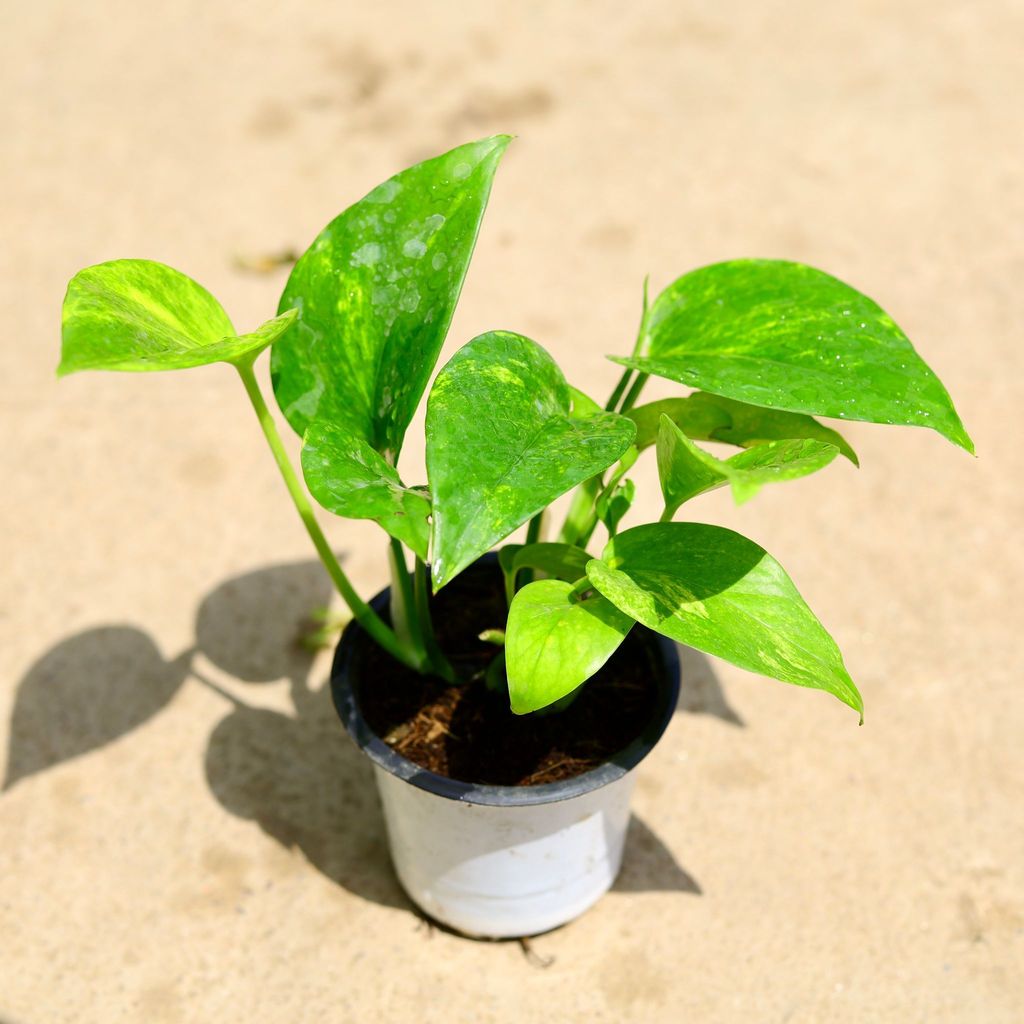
<box><xmin>203</xmin><ymin>684</ymin><xmax>410</xmax><ymax>910</ymax></box>
<box><xmin>612</xmin><ymin>815</ymin><xmax>701</xmax><ymax>895</ymax></box>
<box><xmin>4</xmin><ymin>557</ymin><xmax>704</xmax><ymax>913</ymax></box>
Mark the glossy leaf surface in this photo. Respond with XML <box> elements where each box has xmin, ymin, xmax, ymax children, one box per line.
<box><xmin>587</xmin><ymin>523</ymin><xmax>862</xmax><ymax>717</ymax></box>
<box><xmin>506</xmin><ymin>579</ymin><xmax>633</xmax><ymax>714</ymax></box>
<box><xmin>657</xmin><ymin>415</ymin><xmax>839</xmax><ymax>513</ymax></box>
<box><xmin>613</xmin><ymin>259</ymin><xmax>972</xmax><ymax>452</ymax></box>
<box><xmin>271</xmin><ymin>136</ymin><xmax>510</xmax><ymax>458</ymax></box>
<box><xmin>59</xmin><ymin>259</ymin><xmax>296</xmax><ymax>375</ymax></box>
<box><xmin>630</xmin><ymin>392</ymin><xmax>858</xmax><ymax>464</ymax></box>
<box><xmin>301</xmin><ymin>421</ymin><xmax>431</xmax><ymax>560</ymax></box>
<box><xmin>426</xmin><ymin>331</ymin><xmax>635</xmax><ymax>589</ymax></box>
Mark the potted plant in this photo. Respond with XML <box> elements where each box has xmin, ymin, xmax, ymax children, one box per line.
<box><xmin>59</xmin><ymin>135</ymin><xmax>972</xmax><ymax>938</ymax></box>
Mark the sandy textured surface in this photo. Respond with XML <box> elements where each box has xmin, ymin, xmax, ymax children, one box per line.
<box><xmin>2</xmin><ymin>1</ymin><xmax>1021</xmax><ymax>1020</ymax></box>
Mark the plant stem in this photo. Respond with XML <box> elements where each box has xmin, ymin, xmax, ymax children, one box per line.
<box><xmin>234</xmin><ymin>359</ymin><xmax>417</xmax><ymax>669</ymax></box>
<box><xmin>557</xmin><ymin>478</ymin><xmax>600</xmax><ymax>546</ymax></box>
<box><xmin>387</xmin><ymin>538</ymin><xmax>425</xmax><ymax>665</ymax></box>
<box><xmin>525</xmin><ymin>510</ymin><xmax>545</xmax><ymax>545</ymax></box>
<box><xmin>618</xmin><ymin>372</ymin><xmax>649</xmax><ymax>413</ymax></box>
<box><xmin>414</xmin><ymin>557</ymin><xmax>455</xmax><ymax>681</ymax></box>
<box><xmin>604</xmin><ymin>368</ymin><xmax>634</xmax><ymax>412</ymax></box>
<box><xmin>561</xmin><ymin>278</ymin><xmax>651</xmax><ymax>542</ymax></box>
<box><xmin>519</xmin><ymin>511</ymin><xmax>545</xmax><ymax>586</ymax></box>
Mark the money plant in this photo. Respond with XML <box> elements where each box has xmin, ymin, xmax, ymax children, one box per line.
<box><xmin>59</xmin><ymin>136</ymin><xmax>972</xmax><ymax>725</ymax></box>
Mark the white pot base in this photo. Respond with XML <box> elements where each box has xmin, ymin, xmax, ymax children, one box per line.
<box><xmin>374</xmin><ymin>764</ymin><xmax>638</xmax><ymax>938</ymax></box>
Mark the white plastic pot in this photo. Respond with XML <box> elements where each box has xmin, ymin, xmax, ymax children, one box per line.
<box><xmin>331</xmin><ymin>560</ymin><xmax>679</xmax><ymax>938</ymax></box>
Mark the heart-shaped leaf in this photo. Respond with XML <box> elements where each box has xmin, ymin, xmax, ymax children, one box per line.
<box><xmin>629</xmin><ymin>392</ymin><xmax>858</xmax><ymax>464</ymax></box>
<box><xmin>506</xmin><ymin>579</ymin><xmax>634</xmax><ymax>714</ymax></box>
<box><xmin>59</xmin><ymin>259</ymin><xmax>296</xmax><ymax>375</ymax></box>
<box><xmin>271</xmin><ymin>136</ymin><xmax>510</xmax><ymax>460</ymax></box>
<box><xmin>301</xmin><ymin>421</ymin><xmax>431</xmax><ymax>560</ymax></box>
<box><xmin>587</xmin><ymin>523</ymin><xmax>862</xmax><ymax>718</ymax></box>
<box><xmin>657</xmin><ymin>415</ymin><xmax>839</xmax><ymax>514</ymax></box>
<box><xmin>613</xmin><ymin>259</ymin><xmax>973</xmax><ymax>452</ymax></box>
<box><xmin>426</xmin><ymin>331</ymin><xmax>636</xmax><ymax>589</ymax></box>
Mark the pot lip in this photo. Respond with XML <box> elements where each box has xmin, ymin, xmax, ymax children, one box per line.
<box><xmin>329</xmin><ymin>555</ymin><xmax>681</xmax><ymax>807</ymax></box>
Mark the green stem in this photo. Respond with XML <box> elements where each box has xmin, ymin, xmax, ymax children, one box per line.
<box><xmin>234</xmin><ymin>360</ymin><xmax>417</xmax><ymax>669</ymax></box>
<box><xmin>619</xmin><ymin>372</ymin><xmax>649</xmax><ymax>413</ymax></box>
<box><xmin>604</xmin><ymin>368</ymin><xmax>634</xmax><ymax>412</ymax></box>
<box><xmin>414</xmin><ymin>558</ymin><xmax>456</xmax><ymax>681</ymax></box>
<box><xmin>525</xmin><ymin>511</ymin><xmax>545</xmax><ymax>545</ymax></box>
<box><xmin>561</xmin><ymin>278</ymin><xmax>651</xmax><ymax>543</ymax></box>
<box><xmin>520</xmin><ymin>511</ymin><xmax>545</xmax><ymax>586</ymax></box>
<box><xmin>558</xmin><ymin>478</ymin><xmax>600</xmax><ymax>546</ymax></box>
<box><xmin>387</xmin><ymin>538</ymin><xmax>425</xmax><ymax>663</ymax></box>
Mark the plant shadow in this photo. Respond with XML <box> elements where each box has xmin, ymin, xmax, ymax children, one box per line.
<box><xmin>194</xmin><ymin>561</ymin><xmax>409</xmax><ymax>910</ymax></box>
<box><xmin>673</xmin><ymin>645</ymin><xmax>744</xmax><ymax>727</ymax></box>
<box><xmin>4</xmin><ymin>558</ymin><xmax>708</xmax><ymax>914</ymax></box>
<box><xmin>3</xmin><ymin>627</ymin><xmax>191</xmax><ymax>792</ymax></box>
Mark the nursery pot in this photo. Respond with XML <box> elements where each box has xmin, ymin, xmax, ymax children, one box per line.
<box><xmin>330</xmin><ymin>558</ymin><xmax>680</xmax><ymax>939</ymax></box>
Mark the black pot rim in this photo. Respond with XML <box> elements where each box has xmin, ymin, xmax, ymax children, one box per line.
<box><xmin>329</xmin><ymin>556</ymin><xmax>680</xmax><ymax>807</ymax></box>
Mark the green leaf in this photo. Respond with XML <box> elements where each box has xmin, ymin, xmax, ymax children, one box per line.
<box><xmin>426</xmin><ymin>331</ymin><xmax>636</xmax><ymax>590</ymax></box>
<box><xmin>568</xmin><ymin>385</ymin><xmax>604</xmax><ymax>419</ymax></box>
<box><xmin>613</xmin><ymin>259</ymin><xmax>973</xmax><ymax>453</ymax></box>
<box><xmin>629</xmin><ymin>392</ymin><xmax>858</xmax><ymax>465</ymax></box>
<box><xmin>271</xmin><ymin>136</ymin><xmax>510</xmax><ymax>459</ymax></box>
<box><xmin>596</xmin><ymin>478</ymin><xmax>635</xmax><ymax>535</ymax></box>
<box><xmin>498</xmin><ymin>543</ymin><xmax>523</xmax><ymax>579</ymax></box>
<box><xmin>657</xmin><ymin>415</ymin><xmax>840</xmax><ymax>514</ymax></box>
<box><xmin>59</xmin><ymin>259</ymin><xmax>296</xmax><ymax>375</ymax></box>
<box><xmin>586</xmin><ymin>523</ymin><xmax>862</xmax><ymax>718</ymax></box>
<box><xmin>506</xmin><ymin>579</ymin><xmax>634</xmax><ymax>714</ymax></box>
<box><xmin>629</xmin><ymin>396</ymin><xmax>732</xmax><ymax>451</ymax></box>
<box><xmin>301</xmin><ymin>421</ymin><xmax>431</xmax><ymax>560</ymax></box>
<box><xmin>512</xmin><ymin>543</ymin><xmax>591</xmax><ymax>584</ymax></box>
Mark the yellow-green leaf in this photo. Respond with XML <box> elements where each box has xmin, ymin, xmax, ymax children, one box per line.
<box><xmin>614</xmin><ymin>259</ymin><xmax>973</xmax><ymax>452</ymax></box>
<box><xmin>587</xmin><ymin>523</ymin><xmax>863</xmax><ymax>718</ymax></box>
<box><xmin>506</xmin><ymin>579</ymin><xmax>633</xmax><ymax>714</ymax></box>
<box><xmin>59</xmin><ymin>259</ymin><xmax>295</xmax><ymax>375</ymax></box>
<box><xmin>271</xmin><ymin>136</ymin><xmax>510</xmax><ymax>460</ymax></box>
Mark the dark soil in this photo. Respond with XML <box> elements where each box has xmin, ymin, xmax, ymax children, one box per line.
<box><xmin>353</xmin><ymin>559</ymin><xmax>660</xmax><ymax>787</ymax></box>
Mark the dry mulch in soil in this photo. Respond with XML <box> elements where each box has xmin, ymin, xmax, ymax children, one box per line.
<box><xmin>353</xmin><ymin>559</ymin><xmax>660</xmax><ymax>787</ymax></box>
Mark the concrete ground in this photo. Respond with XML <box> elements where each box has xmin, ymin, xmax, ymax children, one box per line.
<box><xmin>1</xmin><ymin>1</ymin><xmax>1021</xmax><ymax>1020</ymax></box>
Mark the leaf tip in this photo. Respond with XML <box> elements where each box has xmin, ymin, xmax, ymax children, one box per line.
<box><xmin>730</xmin><ymin>481</ymin><xmax>760</xmax><ymax>506</ymax></box>
<box><xmin>953</xmin><ymin>428</ymin><xmax>976</xmax><ymax>457</ymax></box>
<box><xmin>846</xmin><ymin>686</ymin><xmax>865</xmax><ymax>724</ymax></box>
<box><xmin>937</xmin><ymin>412</ymin><xmax>975</xmax><ymax>455</ymax></box>
<box><xmin>470</xmin><ymin>134</ymin><xmax>514</xmax><ymax>163</ymax></box>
